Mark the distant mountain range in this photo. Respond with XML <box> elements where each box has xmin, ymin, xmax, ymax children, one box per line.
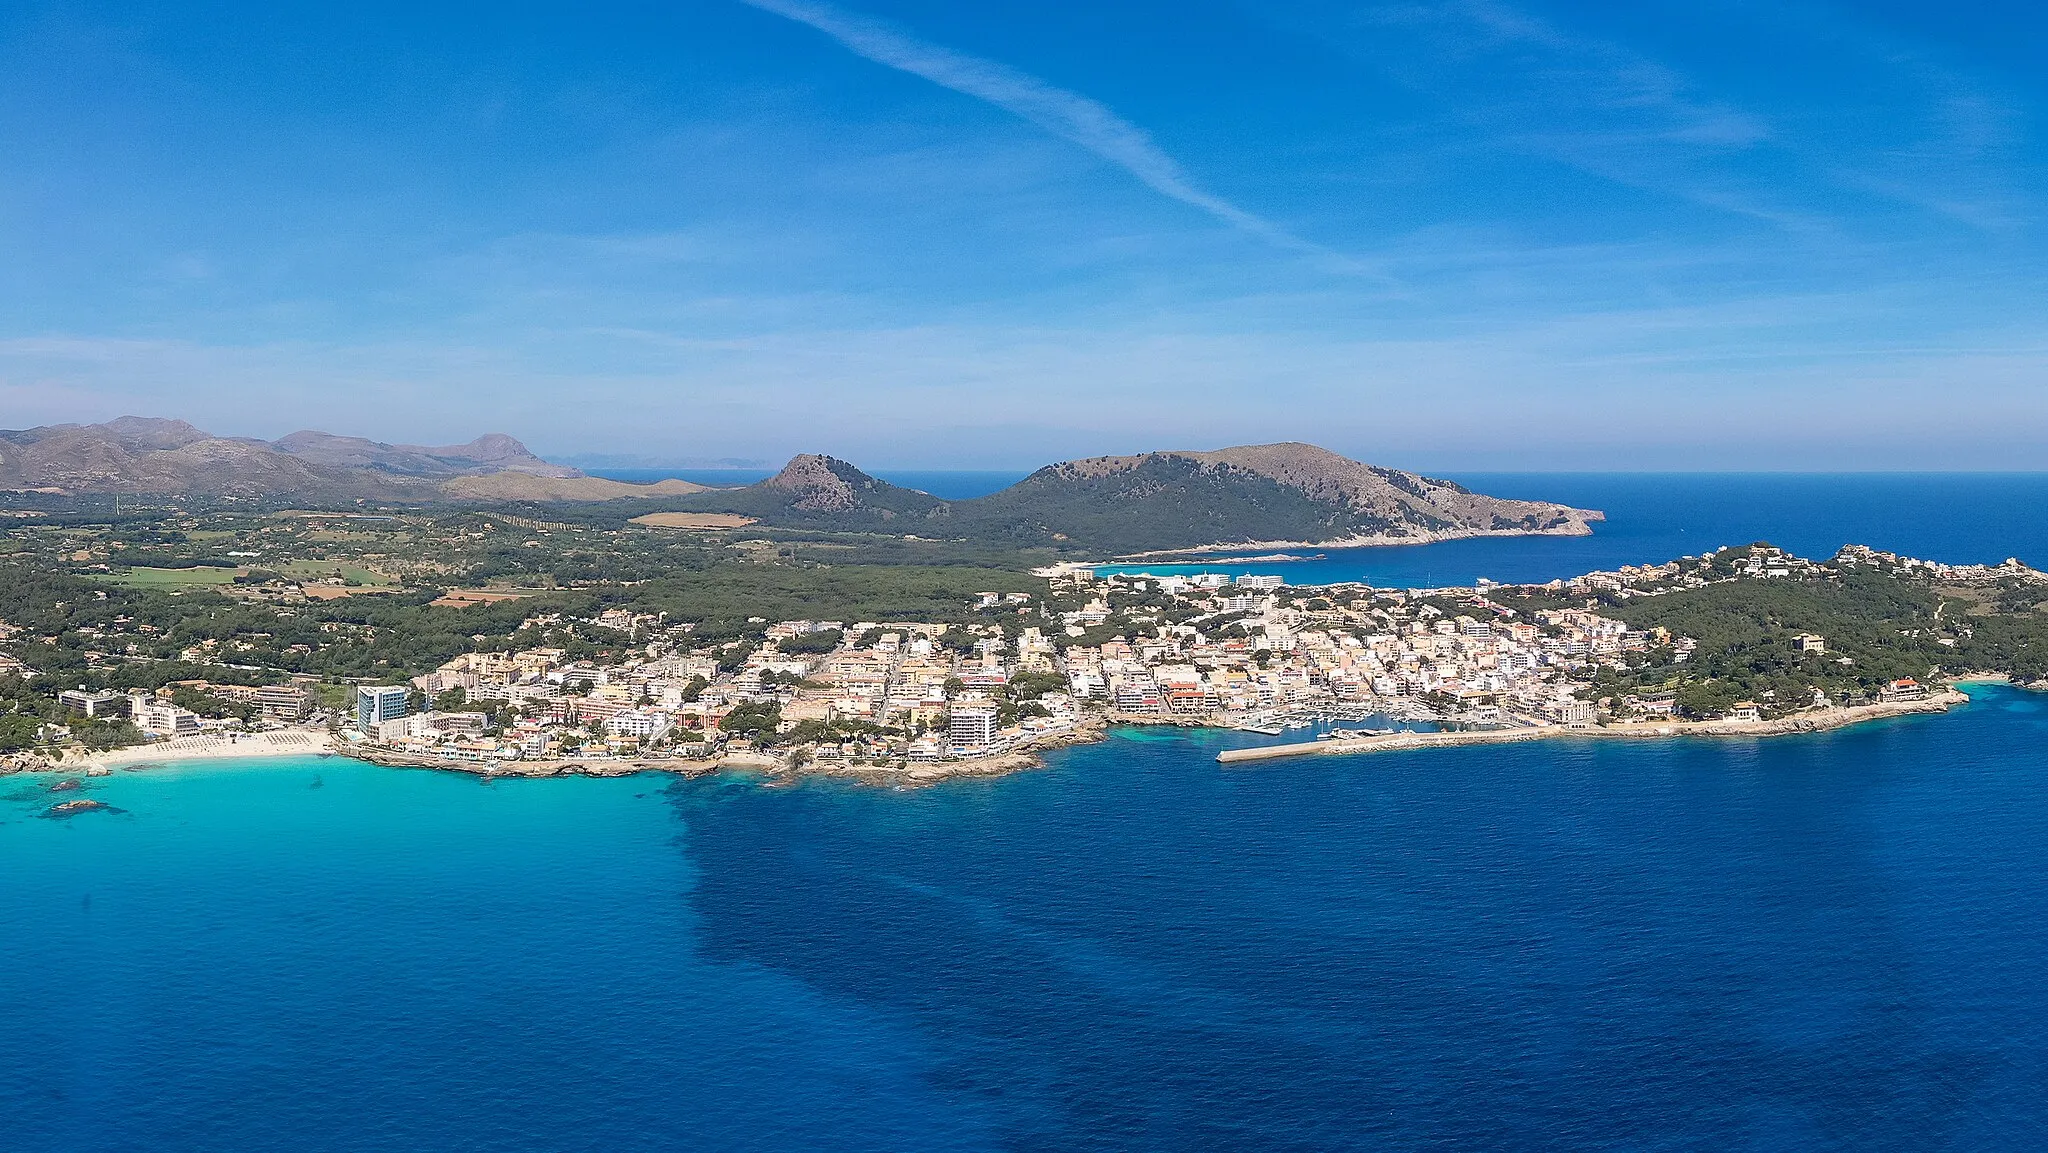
<box><xmin>0</xmin><ymin>418</ymin><xmax>705</xmax><ymax>502</ymax></box>
<box><xmin>0</xmin><ymin>420</ymin><xmax>1601</xmax><ymax>553</ymax></box>
<box><xmin>676</xmin><ymin>442</ymin><xmax>1603</xmax><ymax>554</ymax></box>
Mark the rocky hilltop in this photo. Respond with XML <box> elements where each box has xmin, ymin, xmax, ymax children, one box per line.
<box><xmin>681</xmin><ymin>454</ymin><xmax>944</xmax><ymax>526</ymax></box>
<box><xmin>0</xmin><ymin>417</ymin><xmax>705</xmax><ymax>503</ymax></box>
<box><xmin>764</xmin><ymin>454</ymin><xmax>897</xmax><ymax>512</ymax></box>
<box><xmin>679</xmin><ymin>442</ymin><xmax>1602</xmax><ymax>554</ymax></box>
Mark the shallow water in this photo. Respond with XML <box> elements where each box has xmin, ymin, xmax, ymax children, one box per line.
<box><xmin>6</xmin><ymin>685</ymin><xmax>2048</xmax><ymax>1150</ymax></box>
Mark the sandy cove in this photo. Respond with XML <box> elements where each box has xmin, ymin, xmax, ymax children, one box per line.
<box><xmin>1</xmin><ymin>729</ymin><xmax>339</xmax><ymax>776</ymax></box>
<box><xmin>1215</xmin><ymin>691</ymin><xmax>1970</xmax><ymax>764</ymax></box>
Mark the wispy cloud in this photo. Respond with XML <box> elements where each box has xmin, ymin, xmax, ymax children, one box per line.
<box><xmin>1334</xmin><ymin>0</ymin><xmax>1789</xmax><ymax>228</ymax></box>
<box><xmin>739</xmin><ymin>0</ymin><xmax>1327</xmax><ymax>256</ymax></box>
<box><xmin>1318</xmin><ymin>0</ymin><xmax>2032</xmax><ymax>237</ymax></box>
<box><xmin>1433</xmin><ymin>0</ymin><xmax>1771</xmax><ymax>147</ymax></box>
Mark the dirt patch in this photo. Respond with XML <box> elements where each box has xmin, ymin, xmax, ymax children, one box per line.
<box><xmin>629</xmin><ymin>512</ymin><xmax>758</xmax><ymax>530</ymax></box>
<box><xmin>431</xmin><ymin>588</ymin><xmax>537</xmax><ymax>608</ymax></box>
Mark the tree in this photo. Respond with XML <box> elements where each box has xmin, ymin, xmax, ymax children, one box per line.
<box><xmin>1008</xmin><ymin>670</ymin><xmax>1066</xmax><ymax>700</ymax></box>
<box><xmin>718</xmin><ymin>701</ymin><xmax>782</xmax><ymax>738</ymax></box>
<box><xmin>0</xmin><ymin>712</ymin><xmax>42</xmax><ymax>752</ymax></box>
<box><xmin>778</xmin><ymin>628</ymin><xmax>844</xmax><ymax>656</ymax></box>
<box><xmin>435</xmin><ymin>686</ymin><xmax>468</xmax><ymax>711</ymax></box>
<box><xmin>170</xmin><ymin>686</ymin><xmax>255</xmax><ymax>724</ymax></box>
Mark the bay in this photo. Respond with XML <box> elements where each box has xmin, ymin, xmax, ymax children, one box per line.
<box><xmin>6</xmin><ymin>684</ymin><xmax>2048</xmax><ymax>1150</ymax></box>
<box><xmin>1103</xmin><ymin>472</ymin><xmax>2048</xmax><ymax>588</ymax></box>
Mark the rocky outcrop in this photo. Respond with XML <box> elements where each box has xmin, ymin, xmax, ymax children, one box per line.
<box><xmin>763</xmin><ymin>454</ymin><xmax>871</xmax><ymax>512</ymax></box>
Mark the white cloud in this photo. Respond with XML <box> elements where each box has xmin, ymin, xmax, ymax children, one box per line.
<box><xmin>739</xmin><ymin>0</ymin><xmax>1329</xmax><ymax>257</ymax></box>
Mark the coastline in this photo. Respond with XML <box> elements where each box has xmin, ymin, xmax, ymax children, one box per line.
<box><xmin>4</xmin><ymin>682</ymin><xmax>2027</xmax><ymax>786</ymax></box>
<box><xmin>276</xmin><ymin>714</ymin><xmax>1117</xmax><ymax>787</ymax></box>
<box><xmin>1107</xmin><ymin>519</ymin><xmax>1600</xmax><ymax>563</ymax></box>
<box><xmin>1215</xmin><ymin>691</ymin><xmax>1971</xmax><ymax>764</ymax></box>
<box><xmin>0</xmin><ymin>730</ymin><xmax>338</xmax><ymax>776</ymax></box>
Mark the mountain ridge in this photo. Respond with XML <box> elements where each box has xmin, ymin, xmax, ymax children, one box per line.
<box><xmin>0</xmin><ymin>420</ymin><xmax>1603</xmax><ymax>547</ymax></box>
<box><xmin>679</xmin><ymin>442</ymin><xmax>1602</xmax><ymax>553</ymax></box>
<box><xmin>0</xmin><ymin>418</ymin><xmax>705</xmax><ymax>502</ymax></box>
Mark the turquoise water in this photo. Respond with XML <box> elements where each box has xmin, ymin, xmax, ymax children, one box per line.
<box><xmin>7</xmin><ymin>686</ymin><xmax>2048</xmax><ymax>1149</ymax></box>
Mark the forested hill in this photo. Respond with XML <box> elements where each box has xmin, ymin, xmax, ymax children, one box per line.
<box><xmin>1489</xmin><ymin>544</ymin><xmax>2048</xmax><ymax>720</ymax></box>
<box><xmin>675</xmin><ymin>443</ymin><xmax>1601</xmax><ymax>554</ymax></box>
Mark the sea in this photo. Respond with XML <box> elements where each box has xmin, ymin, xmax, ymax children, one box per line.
<box><xmin>1099</xmin><ymin>472</ymin><xmax>2048</xmax><ymax>587</ymax></box>
<box><xmin>601</xmin><ymin>468</ymin><xmax>2048</xmax><ymax>585</ymax></box>
<box><xmin>6</xmin><ymin>474</ymin><xmax>2048</xmax><ymax>1151</ymax></box>
<box><xmin>591</xmin><ymin>468</ymin><xmax>1030</xmax><ymax>501</ymax></box>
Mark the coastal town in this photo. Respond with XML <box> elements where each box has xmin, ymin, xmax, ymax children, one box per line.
<box><xmin>8</xmin><ymin>540</ymin><xmax>2042</xmax><ymax>782</ymax></box>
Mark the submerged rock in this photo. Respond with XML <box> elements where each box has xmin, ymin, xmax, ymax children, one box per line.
<box><xmin>44</xmin><ymin>798</ymin><xmax>116</xmax><ymax>818</ymax></box>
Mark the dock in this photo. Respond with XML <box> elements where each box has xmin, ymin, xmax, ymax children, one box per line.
<box><xmin>1217</xmin><ymin>726</ymin><xmax>1556</xmax><ymax>763</ymax></box>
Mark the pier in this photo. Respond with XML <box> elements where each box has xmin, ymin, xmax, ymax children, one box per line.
<box><xmin>1217</xmin><ymin>726</ymin><xmax>1553</xmax><ymax>763</ymax></box>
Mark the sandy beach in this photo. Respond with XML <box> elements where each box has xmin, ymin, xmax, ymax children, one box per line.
<box><xmin>0</xmin><ymin>729</ymin><xmax>339</xmax><ymax>775</ymax></box>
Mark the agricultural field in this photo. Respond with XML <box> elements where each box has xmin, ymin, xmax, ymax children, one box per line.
<box><xmin>101</xmin><ymin>565</ymin><xmax>241</xmax><ymax>589</ymax></box>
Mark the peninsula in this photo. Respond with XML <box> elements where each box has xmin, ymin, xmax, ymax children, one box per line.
<box><xmin>4</xmin><ymin>420</ymin><xmax>2042</xmax><ymax>783</ymax></box>
<box><xmin>5</xmin><ymin>486</ymin><xmax>2043</xmax><ymax>783</ymax></box>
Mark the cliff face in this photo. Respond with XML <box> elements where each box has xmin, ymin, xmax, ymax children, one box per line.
<box><xmin>0</xmin><ymin>418</ymin><xmax>686</xmax><ymax>502</ymax></box>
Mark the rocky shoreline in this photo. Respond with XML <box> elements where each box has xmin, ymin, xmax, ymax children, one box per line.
<box><xmin>1109</xmin><ymin>519</ymin><xmax>1601</xmax><ymax>563</ymax></box>
<box><xmin>315</xmin><ymin>685</ymin><xmax>2011</xmax><ymax>781</ymax></box>
<box><xmin>3</xmin><ymin>683</ymin><xmax>2027</xmax><ymax>789</ymax></box>
<box><xmin>337</xmin><ymin>715</ymin><xmax>1117</xmax><ymax>787</ymax></box>
<box><xmin>1215</xmin><ymin>691</ymin><xmax>1971</xmax><ymax>764</ymax></box>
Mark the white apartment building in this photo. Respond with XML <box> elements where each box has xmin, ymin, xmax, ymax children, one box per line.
<box><xmin>948</xmin><ymin>702</ymin><xmax>1000</xmax><ymax>751</ymax></box>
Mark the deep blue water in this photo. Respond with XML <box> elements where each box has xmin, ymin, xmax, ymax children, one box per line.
<box><xmin>592</xmin><ymin>466</ymin><xmax>779</xmax><ymax>487</ymax></box>
<box><xmin>1104</xmin><ymin>473</ymin><xmax>2048</xmax><ymax>587</ymax></box>
<box><xmin>7</xmin><ymin>684</ymin><xmax>2048</xmax><ymax>1150</ymax></box>
<box><xmin>594</xmin><ymin>469</ymin><xmax>2048</xmax><ymax>585</ymax></box>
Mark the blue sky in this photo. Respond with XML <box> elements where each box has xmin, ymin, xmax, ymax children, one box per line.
<box><xmin>2</xmin><ymin>0</ymin><xmax>2044</xmax><ymax>469</ymax></box>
